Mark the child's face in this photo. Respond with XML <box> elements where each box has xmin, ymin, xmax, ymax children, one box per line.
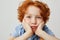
<box><xmin>23</xmin><ymin>5</ymin><xmax>43</xmax><ymax>32</ymax></box>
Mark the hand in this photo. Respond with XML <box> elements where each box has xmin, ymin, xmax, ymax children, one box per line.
<box><xmin>35</xmin><ymin>21</ymin><xmax>44</xmax><ymax>37</ymax></box>
<box><xmin>22</xmin><ymin>19</ymin><xmax>32</xmax><ymax>32</ymax></box>
<box><xmin>22</xmin><ymin>20</ymin><xmax>33</xmax><ymax>37</ymax></box>
<box><xmin>14</xmin><ymin>20</ymin><xmax>33</xmax><ymax>40</ymax></box>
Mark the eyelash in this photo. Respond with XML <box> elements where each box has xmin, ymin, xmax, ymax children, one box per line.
<box><xmin>26</xmin><ymin>16</ymin><xmax>42</xmax><ymax>19</ymax></box>
<box><xmin>27</xmin><ymin>16</ymin><xmax>31</xmax><ymax>18</ymax></box>
<box><xmin>36</xmin><ymin>17</ymin><xmax>41</xmax><ymax>19</ymax></box>
<box><xmin>36</xmin><ymin>17</ymin><xmax>42</xmax><ymax>18</ymax></box>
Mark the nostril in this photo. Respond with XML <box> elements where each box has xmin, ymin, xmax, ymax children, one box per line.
<box><xmin>31</xmin><ymin>22</ymin><xmax>37</xmax><ymax>25</ymax></box>
<box><xmin>31</xmin><ymin>21</ymin><xmax>37</xmax><ymax>25</ymax></box>
<box><xmin>31</xmin><ymin>18</ymin><xmax>37</xmax><ymax>24</ymax></box>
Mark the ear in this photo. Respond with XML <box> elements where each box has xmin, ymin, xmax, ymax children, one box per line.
<box><xmin>22</xmin><ymin>18</ymin><xmax>24</xmax><ymax>23</ymax></box>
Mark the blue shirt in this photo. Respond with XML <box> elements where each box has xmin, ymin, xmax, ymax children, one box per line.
<box><xmin>10</xmin><ymin>23</ymin><xmax>54</xmax><ymax>40</ymax></box>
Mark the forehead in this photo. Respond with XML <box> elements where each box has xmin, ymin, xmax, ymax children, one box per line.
<box><xmin>25</xmin><ymin>5</ymin><xmax>41</xmax><ymax>16</ymax></box>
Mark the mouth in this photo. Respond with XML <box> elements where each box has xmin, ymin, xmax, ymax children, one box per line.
<box><xmin>31</xmin><ymin>26</ymin><xmax>37</xmax><ymax>29</ymax></box>
<box><xmin>30</xmin><ymin>26</ymin><xmax>38</xmax><ymax>33</ymax></box>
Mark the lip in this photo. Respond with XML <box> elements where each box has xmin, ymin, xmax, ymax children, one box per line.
<box><xmin>31</xmin><ymin>26</ymin><xmax>37</xmax><ymax>27</ymax></box>
<box><xmin>31</xmin><ymin>25</ymin><xmax>37</xmax><ymax>27</ymax></box>
<box><xmin>31</xmin><ymin>26</ymin><xmax>37</xmax><ymax>29</ymax></box>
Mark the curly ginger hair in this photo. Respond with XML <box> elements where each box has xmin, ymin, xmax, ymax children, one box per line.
<box><xmin>17</xmin><ymin>0</ymin><xmax>50</xmax><ymax>40</ymax></box>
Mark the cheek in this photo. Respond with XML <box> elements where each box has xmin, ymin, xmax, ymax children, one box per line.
<box><xmin>24</xmin><ymin>18</ymin><xmax>30</xmax><ymax>24</ymax></box>
<box><xmin>37</xmin><ymin>19</ymin><xmax>43</xmax><ymax>25</ymax></box>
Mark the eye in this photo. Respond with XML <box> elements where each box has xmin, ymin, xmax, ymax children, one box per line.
<box><xmin>26</xmin><ymin>16</ymin><xmax>31</xmax><ymax>18</ymax></box>
<box><xmin>36</xmin><ymin>16</ymin><xmax>42</xmax><ymax>19</ymax></box>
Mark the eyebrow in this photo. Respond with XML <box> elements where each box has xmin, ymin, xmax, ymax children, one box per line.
<box><xmin>25</xmin><ymin>12</ymin><xmax>41</xmax><ymax>16</ymax></box>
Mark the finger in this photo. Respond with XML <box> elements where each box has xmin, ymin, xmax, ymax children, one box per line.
<box><xmin>38</xmin><ymin>21</ymin><xmax>44</xmax><ymax>29</ymax></box>
<box><xmin>22</xmin><ymin>19</ymin><xmax>31</xmax><ymax>31</ymax></box>
<box><xmin>22</xmin><ymin>19</ymin><xmax>28</xmax><ymax>30</ymax></box>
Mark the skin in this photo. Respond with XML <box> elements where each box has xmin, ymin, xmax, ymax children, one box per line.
<box><xmin>9</xmin><ymin>5</ymin><xmax>60</xmax><ymax>40</ymax></box>
<box><xmin>23</xmin><ymin>5</ymin><xmax>44</xmax><ymax>33</ymax></box>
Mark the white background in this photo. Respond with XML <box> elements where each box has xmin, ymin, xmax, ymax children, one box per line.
<box><xmin>0</xmin><ymin>0</ymin><xmax>60</xmax><ymax>40</ymax></box>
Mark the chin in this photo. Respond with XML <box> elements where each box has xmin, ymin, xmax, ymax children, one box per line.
<box><xmin>32</xmin><ymin>28</ymin><xmax>37</xmax><ymax>33</ymax></box>
<box><xmin>31</xmin><ymin>26</ymin><xmax>38</xmax><ymax>33</ymax></box>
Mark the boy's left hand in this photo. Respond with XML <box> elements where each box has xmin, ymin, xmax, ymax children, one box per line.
<box><xmin>35</xmin><ymin>21</ymin><xmax>44</xmax><ymax>37</ymax></box>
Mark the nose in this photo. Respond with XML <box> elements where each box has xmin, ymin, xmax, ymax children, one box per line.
<box><xmin>31</xmin><ymin>17</ymin><xmax>36</xmax><ymax>25</ymax></box>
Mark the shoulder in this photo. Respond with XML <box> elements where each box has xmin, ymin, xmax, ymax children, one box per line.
<box><xmin>43</xmin><ymin>25</ymin><xmax>54</xmax><ymax>36</ymax></box>
<box><xmin>10</xmin><ymin>23</ymin><xmax>25</xmax><ymax>38</ymax></box>
<box><xmin>15</xmin><ymin>23</ymin><xmax>25</xmax><ymax>35</ymax></box>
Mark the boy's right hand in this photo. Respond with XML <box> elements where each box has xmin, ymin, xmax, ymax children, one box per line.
<box><xmin>22</xmin><ymin>20</ymin><xmax>33</xmax><ymax>37</ymax></box>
